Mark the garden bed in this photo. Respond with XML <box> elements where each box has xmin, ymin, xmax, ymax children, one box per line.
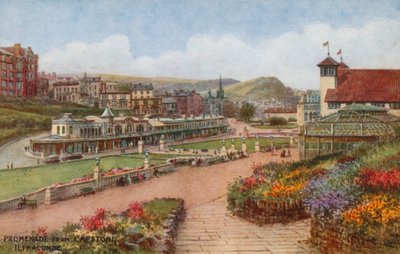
<box><xmin>0</xmin><ymin>198</ymin><xmax>186</xmax><ymax>253</ymax></box>
<box><xmin>305</xmin><ymin>142</ymin><xmax>400</xmax><ymax>253</ymax></box>
<box><xmin>227</xmin><ymin>155</ymin><xmax>336</xmax><ymax>224</ymax></box>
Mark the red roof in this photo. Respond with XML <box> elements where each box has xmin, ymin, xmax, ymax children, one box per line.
<box><xmin>325</xmin><ymin>69</ymin><xmax>400</xmax><ymax>102</ymax></box>
<box><xmin>317</xmin><ymin>56</ymin><xmax>339</xmax><ymax>67</ymax></box>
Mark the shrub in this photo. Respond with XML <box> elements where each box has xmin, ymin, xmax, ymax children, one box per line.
<box><xmin>269</xmin><ymin>116</ymin><xmax>287</xmax><ymax>126</ymax></box>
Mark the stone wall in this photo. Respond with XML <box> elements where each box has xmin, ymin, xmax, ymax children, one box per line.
<box><xmin>310</xmin><ymin>219</ymin><xmax>399</xmax><ymax>254</ymax></box>
<box><xmin>229</xmin><ymin>199</ymin><xmax>309</xmax><ymax>224</ymax></box>
<box><xmin>0</xmin><ymin>188</ymin><xmax>46</xmax><ymax>212</ymax></box>
<box><xmin>56</xmin><ymin>180</ymin><xmax>97</xmax><ymax>201</ymax></box>
<box><xmin>0</xmin><ymin>164</ymin><xmax>174</xmax><ymax>213</ymax></box>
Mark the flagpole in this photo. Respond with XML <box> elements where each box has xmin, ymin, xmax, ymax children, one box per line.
<box><xmin>328</xmin><ymin>44</ymin><xmax>330</xmax><ymax>56</ymax></box>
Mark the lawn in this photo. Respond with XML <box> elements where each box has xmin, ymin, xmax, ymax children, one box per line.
<box><xmin>253</xmin><ymin>124</ymin><xmax>298</xmax><ymax>129</ymax></box>
<box><xmin>170</xmin><ymin>137</ymin><xmax>290</xmax><ymax>153</ymax></box>
<box><xmin>0</xmin><ymin>153</ymin><xmax>175</xmax><ymax>201</ymax></box>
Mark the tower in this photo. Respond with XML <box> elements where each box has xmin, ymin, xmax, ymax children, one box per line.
<box><xmin>318</xmin><ymin>56</ymin><xmax>339</xmax><ymax>117</ymax></box>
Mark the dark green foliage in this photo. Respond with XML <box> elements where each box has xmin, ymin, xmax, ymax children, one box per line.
<box><xmin>269</xmin><ymin>116</ymin><xmax>287</xmax><ymax>126</ymax></box>
<box><xmin>239</xmin><ymin>103</ymin><xmax>255</xmax><ymax>123</ymax></box>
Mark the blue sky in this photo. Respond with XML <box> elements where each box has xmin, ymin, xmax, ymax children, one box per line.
<box><xmin>1</xmin><ymin>0</ymin><xmax>400</xmax><ymax>88</ymax></box>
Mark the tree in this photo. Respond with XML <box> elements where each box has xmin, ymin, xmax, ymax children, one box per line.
<box><xmin>223</xmin><ymin>101</ymin><xmax>237</xmax><ymax>118</ymax></box>
<box><xmin>239</xmin><ymin>103</ymin><xmax>255</xmax><ymax>123</ymax></box>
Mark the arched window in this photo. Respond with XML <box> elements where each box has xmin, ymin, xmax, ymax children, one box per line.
<box><xmin>136</xmin><ymin>125</ymin><xmax>144</xmax><ymax>133</ymax></box>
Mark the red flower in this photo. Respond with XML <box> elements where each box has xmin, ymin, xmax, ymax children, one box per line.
<box><xmin>80</xmin><ymin>208</ymin><xmax>108</xmax><ymax>231</ymax></box>
<box><xmin>36</xmin><ymin>226</ymin><xmax>47</xmax><ymax>237</ymax></box>
<box><xmin>127</xmin><ymin>202</ymin><xmax>144</xmax><ymax>219</ymax></box>
<box><xmin>358</xmin><ymin>168</ymin><xmax>400</xmax><ymax>191</ymax></box>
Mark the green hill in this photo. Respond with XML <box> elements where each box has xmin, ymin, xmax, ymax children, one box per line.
<box><xmin>224</xmin><ymin>77</ymin><xmax>297</xmax><ymax>102</ymax></box>
<box><xmin>0</xmin><ymin>96</ymin><xmax>106</xmax><ymax>146</ymax></box>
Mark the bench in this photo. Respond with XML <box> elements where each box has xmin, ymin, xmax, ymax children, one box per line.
<box><xmin>17</xmin><ymin>199</ymin><xmax>37</xmax><ymax>209</ymax></box>
<box><xmin>26</xmin><ymin>200</ymin><xmax>37</xmax><ymax>208</ymax></box>
<box><xmin>80</xmin><ymin>187</ymin><xmax>95</xmax><ymax>196</ymax></box>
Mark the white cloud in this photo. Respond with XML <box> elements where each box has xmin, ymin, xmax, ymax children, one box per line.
<box><xmin>40</xmin><ymin>18</ymin><xmax>400</xmax><ymax>89</ymax></box>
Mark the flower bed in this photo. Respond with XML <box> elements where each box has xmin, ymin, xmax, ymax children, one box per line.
<box><xmin>306</xmin><ymin>143</ymin><xmax>400</xmax><ymax>253</ymax></box>
<box><xmin>63</xmin><ymin>198</ymin><xmax>185</xmax><ymax>253</ymax></box>
<box><xmin>0</xmin><ymin>198</ymin><xmax>186</xmax><ymax>253</ymax></box>
<box><xmin>227</xmin><ymin>156</ymin><xmax>334</xmax><ymax>224</ymax></box>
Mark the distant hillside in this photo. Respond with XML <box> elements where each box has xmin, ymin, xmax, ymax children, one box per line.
<box><xmin>96</xmin><ymin>74</ymin><xmax>240</xmax><ymax>94</ymax></box>
<box><xmin>224</xmin><ymin>77</ymin><xmax>299</xmax><ymax>103</ymax></box>
<box><xmin>158</xmin><ymin>78</ymin><xmax>240</xmax><ymax>94</ymax></box>
<box><xmin>99</xmin><ymin>74</ymin><xmax>199</xmax><ymax>85</ymax></box>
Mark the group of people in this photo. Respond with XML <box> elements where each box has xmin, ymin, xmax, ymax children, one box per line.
<box><xmin>270</xmin><ymin>147</ymin><xmax>291</xmax><ymax>158</ymax></box>
<box><xmin>227</xmin><ymin>150</ymin><xmax>247</xmax><ymax>160</ymax></box>
<box><xmin>188</xmin><ymin>157</ymin><xmax>203</xmax><ymax>167</ymax></box>
<box><xmin>6</xmin><ymin>162</ymin><xmax>14</xmax><ymax>170</ymax></box>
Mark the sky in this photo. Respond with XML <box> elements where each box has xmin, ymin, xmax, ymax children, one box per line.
<box><xmin>1</xmin><ymin>0</ymin><xmax>400</xmax><ymax>89</ymax></box>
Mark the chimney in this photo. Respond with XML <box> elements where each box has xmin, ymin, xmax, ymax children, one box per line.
<box><xmin>14</xmin><ymin>43</ymin><xmax>21</xmax><ymax>56</ymax></box>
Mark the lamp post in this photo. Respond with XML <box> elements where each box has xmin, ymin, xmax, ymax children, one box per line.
<box><xmin>255</xmin><ymin>134</ymin><xmax>260</xmax><ymax>152</ymax></box>
<box><xmin>144</xmin><ymin>149</ymin><xmax>150</xmax><ymax>170</ymax></box>
<box><xmin>93</xmin><ymin>157</ymin><xmax>103</xmax><ymax>190</ymax></box>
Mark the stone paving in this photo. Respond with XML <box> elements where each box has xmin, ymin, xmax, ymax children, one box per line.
<box><xmin>176</xmin><ymin>198</ymin><xmax>312</xmax><ymax>254</ymax></box>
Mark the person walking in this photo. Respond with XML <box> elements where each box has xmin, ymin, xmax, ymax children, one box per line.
<box><xmin>11</xmin><ymin>162</ymin><xmax>13</xmax><ymax>169</ymax></box>
<box><xmin>7</xmin><ymin>162</ymin><xmax>9</xmax><ymax>170</ymax></box>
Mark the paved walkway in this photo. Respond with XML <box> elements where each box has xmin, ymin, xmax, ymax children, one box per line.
<box><xmin>176</xmin><ymin>198</ymin><xmax>311</xmax><ymax>254</ymax></box>
<box><xmin>228</xmin><ymin>118</ymin><xmax>298</xmax><ymax>137</ymax></box>
<box><xmin>0</xmin><ymin>151</ymin><xmax>298</xmax><ymax>236</ymax></box>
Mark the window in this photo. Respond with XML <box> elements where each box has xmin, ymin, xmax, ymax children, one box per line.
<box><xmin>1</xmin><ymin>81</ymin><xmax>6</xmax><ymax>88</ymax></box>
<box><xmin>62</xmin><ymin>126</ymin><xmax>65</xmax><ymax>134</ymax></box>
<box><xmin>69</xmin><ymin>126</ymin><xmax>73</xmax><ymax>134</ymax></box>
<box><xmin>9</xmin><ymin>82</ymin><xmax>13</xmax><ymax>88</ymax></box>
<box><xmin>2</xmin><ymin>90</ymin><xmax>6</xmax><ymax>95</ymax></box>
<box><xmin>371</xmin><ymin>102</ymin><xmax>385</xmax><ymax>108</ymax></box>
<box><xmin>328</xmin><ymin>102</ymin><xmax>340</xmax><ymax>109</ymax></box>
<box><xmin>57</xmin><ymin>126</ymin><xmax>60</xmax><ymax>135</ymax></box>
<box><xmin>320</xmin><ymin>67</ymin><xmax>336</xmax><ymax>77</ymax></box>
<box><xmin>390</xmin><ymin>102</ymin><xmax>400</xmax><ymax>109</ymax></box>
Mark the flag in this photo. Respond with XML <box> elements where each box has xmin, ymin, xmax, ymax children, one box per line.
<box><xmin>337</xmin><ymin>49</ymin><xmax>342</xmax><ymax>55</ymax></box>
<box><xmin>323</xmin><ymin>41</ymin><xmax>329</xmax><ymax>47</ymax></box>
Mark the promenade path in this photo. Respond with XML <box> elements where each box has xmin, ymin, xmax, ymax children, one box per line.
<box><xmin>0</xmin><ymin>151</ymin><xmax>301</xmax><ymax>236</ymax></box>
<box><xmin>176</xmin><ymin>198</ymin><xmax>311</xmax><ymax>254</ymax></box>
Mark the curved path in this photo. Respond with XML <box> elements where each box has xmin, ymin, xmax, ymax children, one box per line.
<box><xmin>0</xmin><ymin>150</ymin><xmax>299</xmax><ymax>237</ymax></box>
<box><xmin>0</xmin><ymin>132</ymin><xmax>48</xmax><ymax>169</ymax></box>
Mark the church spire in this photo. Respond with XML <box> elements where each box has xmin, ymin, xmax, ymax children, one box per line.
<box><xmin>217</xmin><ymin>74</ymin><xmax>224</xmax><ymax>99</ymax></box>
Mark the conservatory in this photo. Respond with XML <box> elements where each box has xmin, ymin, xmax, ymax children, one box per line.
<box><xmin>300</xmin><ymin>104</ymin><xmax>400</xmax><ymax>159</ymax></box>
